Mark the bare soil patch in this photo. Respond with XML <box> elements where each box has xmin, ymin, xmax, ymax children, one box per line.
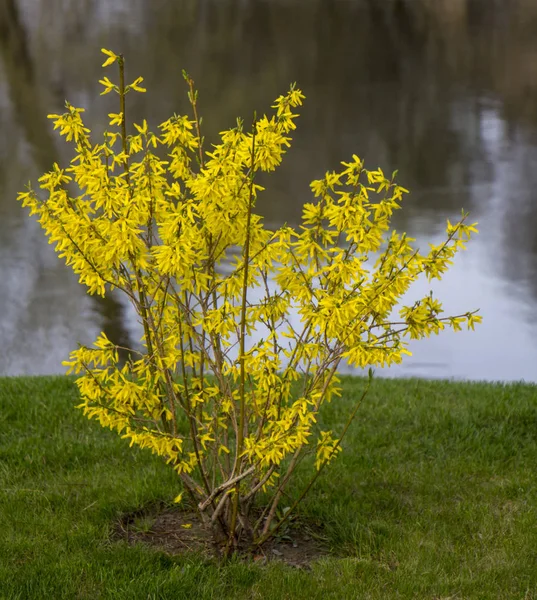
<box><xmin>113</xmin><ymin>502</ymin><xmax>331</xmax><ymax>568</ymax></box>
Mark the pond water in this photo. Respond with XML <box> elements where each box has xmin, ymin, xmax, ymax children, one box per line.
<box><xmin>2</xmin><ymin>0</ymin><xmax>537</xmax><ymax>381</ymax></box>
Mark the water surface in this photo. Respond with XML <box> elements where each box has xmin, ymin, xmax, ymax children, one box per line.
<box><xmin>2</xmin><ymin>0</ymin><xmax>537</xmax><ymax>381</ymax></box>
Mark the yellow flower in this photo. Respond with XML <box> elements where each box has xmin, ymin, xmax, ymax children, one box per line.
<box><xmin>101</xmin><ymin>48</ymin><xmax>118</xmax><ymax>67</ymax></box>
<box><xmin>99</xmin><ymin>76</ymin><xmax>116</xmax><ymax>95</ymax></box>
<box><xmin>108</xmin><ymin>112</ymin><xmax>123</xmax><ymax>127</ymax></box>
<box><xmin>128</xmin><ymin>77</ymin><xmax>146</xmax><ymax>93</ymax></box>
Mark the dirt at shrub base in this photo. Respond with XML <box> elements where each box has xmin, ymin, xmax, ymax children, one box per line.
<box><xmin>113</xmin><ymin>503</ymin><xmax>330</xmax><ymax>569</ymax></box>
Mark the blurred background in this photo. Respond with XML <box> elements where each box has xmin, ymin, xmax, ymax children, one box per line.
<box><xmin>1</xmin><ymin>0</ymin><xmax>537</xmax><ymax>381</ymax></box>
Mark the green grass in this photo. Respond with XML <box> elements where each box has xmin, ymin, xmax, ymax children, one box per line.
<box><xmin>1</xmin><ymin>375</ymin><xmax>537</xmax><ymax>599</ymax></box>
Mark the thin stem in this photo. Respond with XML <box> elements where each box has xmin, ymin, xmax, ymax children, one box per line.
<box><xmin>254</xmin><ymin>370</ymin><xmax>373</xmax><ymax>548</ymax></box>
<box><xmin>185</xmin><ymin>74</ymin><xmax>205</xmax><ymax>169</ymax></box>
<box><xmin>260</xmin><ymin>449</ymin><xmax>302</xmax><ymax>537</ymax></box>
<box><xmin>116</xmin><ymin>55</ymin><xmax>172</xmax><ymax>434</ymax></box>
<box><xmin>258</xmin><ymin>358</ymin><xmax>341</xmax><ymax>537</ymax></box>
<box><xmin>198</xmin><ymin>465</ymin><xmax>256</xmax><ymax>512</ymax></box>
<box><xmin>117</xmin><ymin>54</ymin><xmax>130</xmax><ymax>185</ymax></box>
<box><xmin>226</xmin><ymin>115</ymin><xmax>257</xmax><ymax>555</ymax></box>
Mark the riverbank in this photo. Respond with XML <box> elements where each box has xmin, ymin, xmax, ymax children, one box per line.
<box><xmin>1</xmin><ymin>375</ymin><xmax>536</xmax><ymax>598</ymax></box>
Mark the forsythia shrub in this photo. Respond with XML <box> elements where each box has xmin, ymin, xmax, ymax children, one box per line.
<box><xmin>19</xmin><ymin>49</ymin><xmax>481</xmax><ymax>556</ymax></box>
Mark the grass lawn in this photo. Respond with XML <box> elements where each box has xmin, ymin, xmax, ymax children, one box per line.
<box><xmin>1</xmin><ymin>375</ymin><xmax>537</xmax><ymax>599</ymax></box>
